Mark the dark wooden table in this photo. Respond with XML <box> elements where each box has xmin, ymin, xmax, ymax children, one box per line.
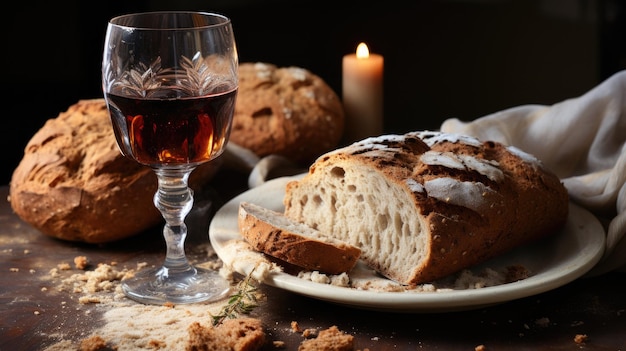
<box><xmin>1</xmin><ymin>170</ymin><xmax>625</xmax><ymax>351</ymax></box>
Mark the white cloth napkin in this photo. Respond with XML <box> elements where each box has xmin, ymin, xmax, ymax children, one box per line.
<box><xmin>441</xmin><ymin>70</ymin><xmax>626</xmax><ymax>276</ymax></box>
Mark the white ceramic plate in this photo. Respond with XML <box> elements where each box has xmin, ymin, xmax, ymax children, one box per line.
<box><xmin>209</xmin><ymin>175</ymin><xmax>606</xmax><ymax>313</ymax></box>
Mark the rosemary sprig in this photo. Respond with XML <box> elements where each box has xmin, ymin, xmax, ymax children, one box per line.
<box><xmin>211</xmin><ymin>267</ymin><xmax>260</xmax><ymax>326</ymax></box>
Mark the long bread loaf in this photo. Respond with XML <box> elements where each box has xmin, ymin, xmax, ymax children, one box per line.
<box><xmin>282</xmin><ymin>131</ymin><xmax>569</xmax><ymax>284</ymax></box>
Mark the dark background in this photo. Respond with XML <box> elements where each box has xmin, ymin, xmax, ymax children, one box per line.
<box><xmin>3</xmin><ymin>0</ymin><xmax>625</xmax><ymax>185</ymax></box>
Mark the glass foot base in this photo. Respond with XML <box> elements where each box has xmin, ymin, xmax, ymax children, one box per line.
<box><xmin>121</xmin><ymin>266</ymin><xmax>231</xmax><ymax>305</ymax></box>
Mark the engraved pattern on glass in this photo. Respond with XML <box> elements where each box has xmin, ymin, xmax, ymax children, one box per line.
<box><xmin>107</xmin><ymin>53</ymin><xmax>230</xmax><ymax>98</ymax></box>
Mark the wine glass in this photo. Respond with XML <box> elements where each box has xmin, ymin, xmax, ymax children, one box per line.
<box><xmin>102</xmin><ymin>11</ymin><xmax>238</xmax><ymax>304</ymax></box>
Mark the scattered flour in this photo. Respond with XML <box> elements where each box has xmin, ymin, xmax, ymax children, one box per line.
<box><xmin>42</xmin><ymin>254</ymin><xmax>237</xmax><ymax>351</ymax></box>
<box><xmin>41</xmin><ymin>240</ymin><xmax>529</xmax><ymax>350</ymax></box>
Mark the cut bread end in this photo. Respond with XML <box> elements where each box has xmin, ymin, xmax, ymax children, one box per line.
<box><xmin>237</xmin><ymin>201</ymin><xmax>361</xmax><ymax>274</ymax></box>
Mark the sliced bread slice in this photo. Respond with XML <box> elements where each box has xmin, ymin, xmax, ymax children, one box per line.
<box><xmin>237</xmin><ymin>201</ymin><xmax>361</xmax><ymax>274</ymax></box>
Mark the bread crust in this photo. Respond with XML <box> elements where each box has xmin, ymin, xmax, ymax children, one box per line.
<box><xmin>230</xmin><ymin>62</ymin><xmax>344</xmax><ymax>164</ymax></box>
<box><xmin>9</xmin><ymin>99</ymin><xmax>219</xmax><ymax>243</ymax></box>
<box><xmin>238</xmin><ymin>201</ymin><xmax>361</xmax><ymax>274</ymax></box>
<box><xmin>283</xmin><ymin>131</ymin><xmax>569</xmax><ymax>284</ymax></box>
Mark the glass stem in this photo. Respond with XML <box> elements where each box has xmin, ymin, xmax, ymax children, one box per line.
<box><xmin>153</xmin><ymin>168</ymin><xmax>195</xmax><ymax>276</ymax></box>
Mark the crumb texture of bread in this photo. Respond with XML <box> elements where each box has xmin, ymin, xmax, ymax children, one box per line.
<box><xmin>186</xmin><ymin>318</ymin><xmax>265</xmax><ymax>351</ymax></box>
<box><xmin>283</xmin><ymin>131</ymin><xmax>569</xmax><ymax>285</ymax></box>
<box><xmin>297</xmin><ymin>326</ymin><xmax>354</xmax><ymax>351</ymax></box>
<box><xmin>238</xmin><ymin>201</ymin><xmax>361</xmax><ymax>274</ymax></box>
<box><xmin>231</xmin><ymin>62</ymin><xmax>344</xmax><ymax>164</ymax></box>
<box><xmin>9</xmin><ymin>99</ymin><xmax>219</xmax><ymax>243</ymax></box>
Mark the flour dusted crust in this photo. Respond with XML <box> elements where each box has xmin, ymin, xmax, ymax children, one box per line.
<box><xmin>9</xmin><ymin>99</ymin><xmax>219</xmax><ymax>243</ymax></box>
<box><xmin>283</xmin><ymin>131</ymin><xmax>569</xmax><ymax>285</ymax></box>
<box><xmin>238</xmin><ymin>201</ymin><xmax>361</xmax><ymax>274</ymax></box>
<box><xmin>231</xmin><ymin>62</ymin><xmax>344</xmax><ymax>164</ymax></box>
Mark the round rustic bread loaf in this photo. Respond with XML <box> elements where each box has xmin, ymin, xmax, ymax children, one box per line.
<box><xmin>231</xmin><ymin>62</ymin><xmax>345</xmax><ymax>164</ymax></box>
<box><xmin>9</xmin><ymin>99</ymin><xmax>219</xmax><ymax>243</ymax></box>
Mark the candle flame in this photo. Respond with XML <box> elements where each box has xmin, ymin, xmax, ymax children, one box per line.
<box><xmin>356</xmin><ymin>42</ymin><xmax>370</xmax><ymax>59</ymax></box>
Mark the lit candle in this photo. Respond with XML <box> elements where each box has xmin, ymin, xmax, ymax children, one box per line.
<box><xmin>342</xmin><ymin>42</ymin><xmax>384</xmax><ymax>143</ymax></box>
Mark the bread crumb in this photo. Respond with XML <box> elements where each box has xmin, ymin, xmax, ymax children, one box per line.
<box><xmin>58</xmin><ymin>262</ymin><xmax>71</xmax><ymax>270</ymax></box>
<box><xmin>10</xmin><ymin>267</ymin><xmax>18</xmax><ymax>272</ymax></box>
<box><xmin>186</xmin><ymin>318</ymin><xmax>265</xmax><ymax>351</ymax></box>
<box><xmin>74</xmin><ymin>256</ymin><xmax>89</xmax><ymax>270</ymax></box>
<box><xmin>301</xmin><ymin>328</ymin><xmax>317</xmax><ymax>338</ymax></box>
<box><xmin>48</xmin><ymin>267</ymin><xmax>60</xmax><ymax>278</ymax></box>
<box><xmin>574</xmin><ymin>334</ymin><xmax>588</xmax><ymax>344</ymax></box>
<box><xmin>475</xmin><ymin>345</ymin><xmax>486</xmax><ymax>351</ymax></box>
<box><xmin>79</xmin><ymin>335</ymin><xmax>108</xmax><ymax>351</ymax></box>
<box><xmin>78</xmin><ymin>296</ymin><xmax>102</xmax><ymax>304</ymax></box>
<box><xmin>58</xmin><ymin>263</ymin><xmax>131</xmax><ymax>300</ymax></box>
<box><xmin>295</xmin><ymin>257</ymin><xmax>530</xmax><ymax>293</ymax></box>
<box><xmin>297</xmin><ymin>326</ymin><xmax>353</xmax><ymax>351</ymax></box>
<box><xmin>291</xmin><ymin>321</ymin><xmax>302</xmax><ymax>333</ymax></box>
<box><xmin>273</xmin><ymin>340</ymin><xmax>286</xmax><ymax>348</ymax></box>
